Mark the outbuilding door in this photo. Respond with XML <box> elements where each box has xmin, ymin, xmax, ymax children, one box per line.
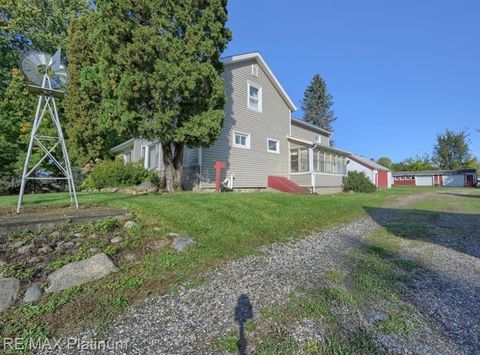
<box><xmin>416</xmin><ymin>176</ymin><xmax>432</xmax><ymax>186</ymax></box>
<box><xmin>466</xmin><ymin>174</ymin><xmax>474</xmax><ymax>187</ymax></box>
<box><xmin>377</xmin><ymin>171</ymin><xmax>388</xmax><ymax>188</ymax></box>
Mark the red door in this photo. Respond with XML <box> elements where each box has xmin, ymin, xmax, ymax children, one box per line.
<box><xmin>377</xmin><ymin>171</ymin><xmax>388</xmax><ymax>188</ymax></box>
<box><xmin>466</xmin><ymin>174</ymin><xmax>474</xmax><ymax>187</ymax></box>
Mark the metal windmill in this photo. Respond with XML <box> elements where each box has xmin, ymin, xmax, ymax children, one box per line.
<box><xmin>17</xmin><ymin>48</ymin><xmax>78</xmax><ymax>213</ymax></box>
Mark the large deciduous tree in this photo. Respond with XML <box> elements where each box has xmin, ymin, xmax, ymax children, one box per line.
<box><xmin>66</xmin><ymin>0</ymin><xmax>232</xmax><ymax>191</ymax></box>
<box><xmin>301</xmin><ymin>74</ymin><xmax>337</xmax><ymax>132</ymax></box>
<box><xmin>433</xmin><ymin>130</ymin><xmax>470</xmax><ymax>170</ymax></box>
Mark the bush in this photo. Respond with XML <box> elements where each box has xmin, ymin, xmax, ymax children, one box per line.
<box><xmin>343</xmin><ymin>171</ymin><xmax>376</xmax><ymax>193</ymax></box>
<box><xmin>81</xmin><ymin>159</ymin><xmax>149</xmax><ymax>190</ymax></box>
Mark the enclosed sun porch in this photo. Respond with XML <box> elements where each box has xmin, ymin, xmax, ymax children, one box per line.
<box><xmin>288</xmin><ymin>138</ymin><xmax>351</xmax><ymax>194</ymax></box>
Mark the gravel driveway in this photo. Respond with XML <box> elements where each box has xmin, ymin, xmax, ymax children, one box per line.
<box><xmin>70</xmin><ymin>191</ymin><xmax>478</xmax><ymax>354</ymax></box>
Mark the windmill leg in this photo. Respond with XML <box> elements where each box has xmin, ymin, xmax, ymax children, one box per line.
<box><xmin>17</xmin><ymin>95</ymin><xmax>44</xmax><ymax>213</ymax></box>
<box><xmin>51</xmin><ymin>97</ymin><xmax>78</xmax><ymax>209</ymax></box>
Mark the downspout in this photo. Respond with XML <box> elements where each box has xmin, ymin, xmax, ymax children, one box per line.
<box><xmin>311</xmin><ymin>144</ymin><xmax>318</xmax><ymax>194</ymax></box>
<box><xmin>198</xmin><ymin>147</ymin><xmax>202</xmax><ymax>189</ymax></box>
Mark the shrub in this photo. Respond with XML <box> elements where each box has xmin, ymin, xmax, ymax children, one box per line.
<box><xmin>343</xmin><ymin>171</ymin><xmax>376</xmax><ymax>193</ymax></box>
<box><xmin>81</xmin><ymin>159</ymin><xmax>149</xmax><ymax>190</ymax></box>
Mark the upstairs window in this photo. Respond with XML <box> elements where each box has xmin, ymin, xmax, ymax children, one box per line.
<box><xmin>314</xmin><ymin>135</ymin><xmax>321</xmax><ymax>143</ymax></box>
<box><xmin>267</xmin><ymin>138</ymin><xmax>280</xmax><ymax>154</ymax></box>
<box><xmin>233</xmin><ymin>131</ymin><xmax>251</xmax><ymax>149</ymax></box>
<box><xmin>248</xmin><ymin>81</ymin><xmax>262</xmax><ymax>112</ymax></box>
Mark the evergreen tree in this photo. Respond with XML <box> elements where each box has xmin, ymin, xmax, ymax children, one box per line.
<box><xmin>66</xmin><ymin>0</ymin><xmax>232</xmax><ymax>191</ymax></box>
<box><xmin>433</xmin><ymin>130</ymin><xmax>470</xmax><ymax>169</ymax></box>
<box><xmin>301</xmin><ymin>74</ymin><xmax>337</xmax><ymax>132</ymax></box>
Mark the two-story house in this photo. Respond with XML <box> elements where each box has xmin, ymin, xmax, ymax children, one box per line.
<box><xmin>111</xmin><ymin>52</ymin><xmax>351</xmax><ymax>194</ymax></box>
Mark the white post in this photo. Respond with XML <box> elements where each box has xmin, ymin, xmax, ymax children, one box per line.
<box><xmin>309</xmin><ymin>147</ymin><xmax>315</xmax><ymax>194</ymax></box>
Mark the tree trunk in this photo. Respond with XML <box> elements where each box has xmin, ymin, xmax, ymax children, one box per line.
<box><xmin>162</xmin><ymin>142</ymin><xmax>184</xmax><ymax>193</ymax></box>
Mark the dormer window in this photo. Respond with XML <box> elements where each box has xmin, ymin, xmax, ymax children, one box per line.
<box><xmin>251</xmin><ymin>64</ymin><xmax>259</xmax><ymax>77</ymax></box>
<box><xmin>247</xmin><ymin>81</ymin><xmax>262</xmax><ymax>112</ymax></box>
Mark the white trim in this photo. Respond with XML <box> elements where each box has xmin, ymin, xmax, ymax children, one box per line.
<box><xmin>233</xmin><ymin>131</ymin><xmax>251</xmax><ymax>149</ymax></box>
<box><xmin>110</xmin><ymin>138</ymin><xmax>135</xmax><ymax>154</ymax></box>
<box><xmin>287</xmin><ymin>135</ymin><xmax>351</xmax><ymax>155</ymax></box>
<box><xmin>288</xmin><ymin>172</ymin><xmax>311</xmax><ymax>176</ymax></box>
<box><xmin>221</xmin><ymin>52</ymin><xmax>297</xmax><ymax>111</ymax></box>
<box><xmin>198</xmin><ymin>146</ymin><xmax>203</xmax><ymax>189</ymax></box>
<box><xmin>266</xmin><ymin>138</ymin><xmax>280</xmax><ymax>154</ymax></box>
<box><xmin>247</xmin><ymin>80</ymin><xmax>262</xmax><ymax>112</ymax></box>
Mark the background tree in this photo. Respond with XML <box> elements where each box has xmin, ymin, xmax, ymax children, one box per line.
<box><xmin>376</xmin><ymin>156</ymin><xmax>392</xmax><ymax>169</ymax></box>
<box><xmin>301</xmin><ymin>74</ymin><xmax>337</xmax><ymax>132</ymax></box>
<box><xmin>433</xmin><ymin>129</ymin><xmax>470</xmax><ymax>169</ymax></box>
<box><xmin>391</xmin><ymin>154</ymin><xmax>434</xmax><ymax>171</ymax></box>
<box><xmin>0</xmin><ymin>0</ymin><xmax>90</xmax><ymax>191</ymax></box>
<box><xmin>66</xmin><ymin>0</ymin><xmax>232</xmax><ymax>192</ymax></box>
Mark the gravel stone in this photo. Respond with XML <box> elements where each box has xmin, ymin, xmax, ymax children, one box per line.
<box><xmin>38</xmin><ymin>245</ymin><xmax>53</xmax><ymax>254</ymax></box>
<box><xmin>110</xmin><ymin>236</ymin><xmax>123</xmax><ymax>244</ymax></box>
<box><xmin>124</xmin><ymin>221</ymin><xmax>137</xmax><ymax>229</ymax></box>
<box><xmin>17</xmin><ymin>243</ymin><xmax>34</xmax><ymax>255</ymax></box>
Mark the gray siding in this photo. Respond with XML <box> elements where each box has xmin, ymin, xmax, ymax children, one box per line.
<box><xmin>291</xmin><ymin>122</ymin><xmax>330</xmax><ymax>146</ymax></box>
<box><xmin>200</xmin><ymin>59</ymin><xmax>291</xmax><ymax>188</ymax></box>
<box><xmin>184</xmin><ymin>147</ymin><xmax>199</xmax><ymax>167</ymax></box>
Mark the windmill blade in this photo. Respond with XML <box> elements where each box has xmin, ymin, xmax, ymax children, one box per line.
<box><xmin>51</xmin><ymin>65</ymin><xmax>68</xmax><ymax>89</ymax></box>
<box><xmin>21</xmin><ymin>51</ymin><xmax>51</xmax><ymax>87</ymax></box>
<box><xmin>49</xmin><ymin>48</ymin><xmax>61</xmax><ymax>71</ymax></box>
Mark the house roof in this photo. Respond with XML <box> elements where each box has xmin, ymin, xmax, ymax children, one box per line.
<box><xmin>392</xmin><ymin>169</ymin><xmax>477</xmax><ymax>176</ymax></box>
<box><xmin>110</xmin><ymin>138</ymin><xmax>135</xmax><ymax>154</ymax></box>
<box><xmin>221</xmin><ymin>52</ymin><xmax>297</xmax><ymax>111</ymax></box>
<box><xmin>290</xmin><ymin>117</ymin><xmax>333</xmax><ymax>136</ymax></box>
<box><xmin>350</xmin><ymin>155</ymin><xmax>391</xmax><ymax>171</ymax></box>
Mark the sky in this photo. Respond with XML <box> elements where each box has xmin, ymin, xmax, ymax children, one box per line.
<box><xmin>224</xmin><ymin>0</ymin><xmax>480</xmax><ymax>162</ymax></box>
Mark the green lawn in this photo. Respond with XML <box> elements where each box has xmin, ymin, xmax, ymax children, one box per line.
<box><xmin>0</xmin><ymin>187</ymin><xmax>443</xmax><ymax>344</ymax></box>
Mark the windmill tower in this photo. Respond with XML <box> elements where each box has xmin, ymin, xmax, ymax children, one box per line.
<box><xmin>17</xmin><ymin>49</ymin><xmax>78</xmax><ymax>213</ymax></box>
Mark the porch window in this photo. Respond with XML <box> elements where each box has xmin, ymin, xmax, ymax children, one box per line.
<box><xmin>290</xmin><ymin>149</ymin><xmax>299</xmax><ymax>172</ymax></box>
<box><xmin>146</xmin><ymin>144</ymin><xmax>158</xmax><ymax>170</ymax></box>
<box><xmin>299</xmin><ymin>148</ymin><xmax>309</xmax><ymax>172</ymax></box>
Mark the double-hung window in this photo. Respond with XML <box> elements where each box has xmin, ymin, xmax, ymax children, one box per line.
<box><xmin>267</xmin><ymin>138</ymin><xmax>280</xmax><ymax>154</ymax></box>
<box><xmin>233</xmin><ymin>131</ymin><xmax>251</xmax><ymax>149</ymax></box>
<box><xmin>142</xmin><ymin>143</ymin><xmax>159</xmax><ymax>170</ymax></box>
<box><xmin>247</xmin><ymin>81</ymin><xmax>262</xmax><ymax>112</ymax></box>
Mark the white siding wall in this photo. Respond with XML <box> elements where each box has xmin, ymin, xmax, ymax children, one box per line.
<box><xmin>347</xmin><ymin>159</ymin><xmax>375</xmax><ymax>184</ymax></box>
<box><xmin>200</xmin><ymin>58</ymin><xmax>291</xmax><ymax>188</ymax></box>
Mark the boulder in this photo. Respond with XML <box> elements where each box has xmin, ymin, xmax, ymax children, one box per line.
<box><xmin>46</xmin><ymin>253</ymin><xmax>117</xmax><ymax>293</ymax></box>
<box><xmin>23</xmin><ymin>283</ymin><xmax>42</xmax><ymax>303</ymax></box>
<box><xmin>0</xmin><ymin>278</ymin><xmax>20</xmax><ymax>312</ymax></box>
<box><xmin>172</xmin><ymin>236</ymin><xmax>197</xmax><ymax>252</ymax></box>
